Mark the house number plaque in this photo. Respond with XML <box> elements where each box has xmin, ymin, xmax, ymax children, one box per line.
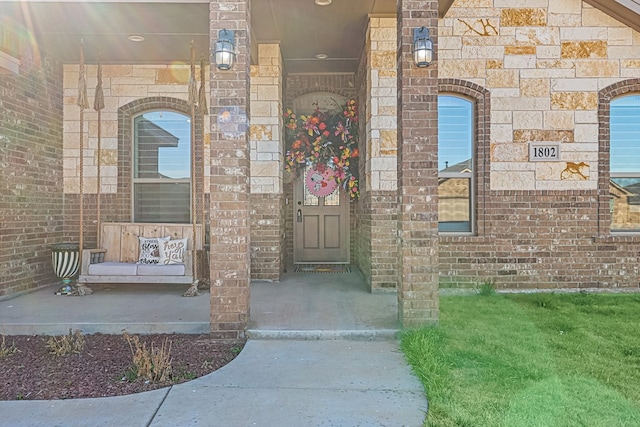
<box><xmin>529</xmin><ymin>142</ymin><xmax>560</xmax><ymax>161</ymax></box>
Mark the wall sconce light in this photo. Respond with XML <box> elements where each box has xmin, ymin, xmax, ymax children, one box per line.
<box><xmin>413</xmin><ymin>26</ymin><xmax>433</xmax><ymax>67</ymax></box>
<box><xmin>214</xmin><ymin>29</ymin><xmax>235</xmax><ymax>70</ymax></box>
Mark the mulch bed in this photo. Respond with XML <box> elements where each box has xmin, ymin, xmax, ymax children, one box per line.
<box><xmin>0</xmin><ymin>333</ymin><xmax>244</xmax><ymax>400</ymax></box>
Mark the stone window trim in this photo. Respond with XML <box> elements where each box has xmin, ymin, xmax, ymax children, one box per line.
<box><xmin>439</xmin><ymin>79</ymin><xmax>490</xmax><ymax>238</ymax></box>
<box><xmin>598</xmin><ymin>78</ymin><xmax>640</xmax><ymax>238</ymax></box>
<box><xmin>118</xmin><ymin>97</ymin><xmax>204</xmax><ymax>222</ymax></box>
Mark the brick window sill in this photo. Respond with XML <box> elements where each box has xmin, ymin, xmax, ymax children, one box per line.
<box><xmin>439</xmin><ymin>235</ymin><xmax>492</xmax><ymax>244</ymax></box>
<box><xmin>593</xmin><ymin>234</ymin><xmax>640</xmax><ymax>244</ymax></box>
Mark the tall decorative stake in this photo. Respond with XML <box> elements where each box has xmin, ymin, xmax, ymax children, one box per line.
<box><xmin>94</xmin><ymin>53</ymin><xmax>104</xmax><ymax>248</ymax></box>
<box><xmin>184</xmin><ymin>40</ymin><xmax>201</xmax><ymax>297</ymax></box>
<box><xmin>77</xmin><ymin>39</ymin><xmax>88</xmax><ymax>272</ymax></box>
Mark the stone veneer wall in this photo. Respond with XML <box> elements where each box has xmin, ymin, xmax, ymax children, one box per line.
<box><xmin>370</xmin><ymin>16</ymin><xmax>400</xmax><ymax>291</ymax></box>
<box><xmin>440</xmin><ymin>0</ymin><xmax>640</xmax><ymax>190</ymax></box>
<box><xmin>0</xmin><ymin>57</ymin><xmax>64</xmax><ymax>296</ymax></box>
<box><xmin>283</xmin><ymin>74</ymin><xmax>357</xmax><ymax>267</ymax></box>
<box><xmin>249</xmin><ymin>44</ymin><xmax>284</xmax><ymax>280</ymax></box>
<box><xmin>354</xmin><ymin>16</ymin><xmax>400</xmax><ymax>292</ymax></box>
<box><xmin>437</xmin><ymin>0</ymin><xmax>640</xmax><ymax>289</ymax></box>
<box><xmin>61</xmin><ymin>64</ymin><xmax>208</xmax><ymax>248</ymax></box>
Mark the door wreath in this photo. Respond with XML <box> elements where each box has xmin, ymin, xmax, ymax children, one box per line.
<box><xmin>284</xmin><ymin>99</ymin><xmax>360</xmax><ymax>199</ymax></box>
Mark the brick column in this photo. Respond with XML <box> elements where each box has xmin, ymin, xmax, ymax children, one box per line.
<box><xmin>209</xmin><ymin>0</ymin><xmax>251</xmax><ymax>339</ymax></box>
<box><xmin>396</xmin><ymin>0</ymin><xmax>439</xmax><ymax>326</ymax></box>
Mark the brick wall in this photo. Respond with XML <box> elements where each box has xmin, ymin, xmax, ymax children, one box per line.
<box><xmin>0</xmin><ymin>57</ymin><xmax>64</xmax><ymax>296</ymax></box>
<box><xmin>368</xmin><ymin>192</ymin><xmax>399</xmax><ymax>291</ymax></box>
<box><xmin>250</xmin><ymin>193</ymin><xmax>284</xmax><ymax>280</ymax></box>
<box><xmin>354</xmin><ymin>44</ymin><xmax>372</xmax><ymax>284</ymax></box>
<box><xmin>439</xmin><ymin>190</ymin><xmax>638</xmax><ymax>290</ymax></box>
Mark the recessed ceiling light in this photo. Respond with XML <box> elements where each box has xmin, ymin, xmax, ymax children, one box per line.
<box><xmin>315</xmin><ymin>53</ymin><xmax>328</xmax><ymax>59</ymax></box>
<box><xmin>315</xmin><ymin>0</ymin><xmax>332</xmax><ymax>6</ymax></box>
<box><xmin>127</xmin><ymin>35</ymin><xmax>145</xmax><ymax>42</ymax></box>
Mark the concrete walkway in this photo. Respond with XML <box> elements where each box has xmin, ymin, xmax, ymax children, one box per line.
<box><xmin>0</xmin><ymin>271</ymin><xmax>428</xmax><ymax>426</ymax></box>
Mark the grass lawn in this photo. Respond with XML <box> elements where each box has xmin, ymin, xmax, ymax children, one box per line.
<box><xmin>401</xmin><ymin>292</ymin><xmax>640</xmax><ymax>427</ymax></box>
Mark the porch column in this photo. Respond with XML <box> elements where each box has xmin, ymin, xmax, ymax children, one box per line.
<box><xmin>396</xmin><ymin>0</ymin><xmax>439</xmax><ymax>326</ymax></box>
<box><xmin>209</xmin><ymin>0</ymin><xmax>251</xmax><ymax>339</ymax></box>
<box><xmin>249</xmin><ymin>44</ymin><xmax>284</xmax><ymax>281</ymax></box>
<box><xmin>366</xmin><ymin>16</ymin><xmax>400</xmax><ymax>292</ymax></box>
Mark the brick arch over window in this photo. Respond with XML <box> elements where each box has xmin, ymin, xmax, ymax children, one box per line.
<box><xmin>285</xmin><ymin>75</ymin><xmax>356</xmax><ymax>106</ymax></box>
<box><xmin>598</xmin><ymin>78</ymin><xmax>640</xmax><ymax>234</ymax></box>
<box><xmin>439</xmin><ymin>79</ymin><xmax>491</xmax><ymax>235</ymax></box>
<box><xmin>117</xmin><ymin>97</ymin><xmax>204</xmax><ymax>221</ymax></box>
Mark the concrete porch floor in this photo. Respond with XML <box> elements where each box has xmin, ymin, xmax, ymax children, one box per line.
<box><xmin>0</xmin><ymin>269</ymin><xmax>399</xmax><ymax>337</ymax></box>
<box><xmin>249</xmin><ymin>269</ymin><xmax>399</xmax><ymax>339</ymax></box>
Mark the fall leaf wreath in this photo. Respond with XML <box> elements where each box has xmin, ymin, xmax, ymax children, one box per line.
<box><xmin>284</xmin><ymin>99</ymin><xmax>360</xmax><ymax>199</ymax></box>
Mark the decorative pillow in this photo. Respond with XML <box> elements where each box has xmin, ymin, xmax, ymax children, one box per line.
<box><xmin>137</xmin><ymin>236</ymin><xmax>164</xmax><ymax>265</ymax></box>
<box><xmin>159</xmin><ymin>237</ymin><xmax>187</xmax><ymax>265</ymax></box>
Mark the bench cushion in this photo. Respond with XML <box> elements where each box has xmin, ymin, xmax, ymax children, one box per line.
<box><xmin>137</xmin><ymin>263</ymin><xmax>186</xmax><ymax>276</ymax></box>
<box><xmin>88</xmin><ymin>262</ymin><xmax>138</xmax><ymax>276</ymax></box>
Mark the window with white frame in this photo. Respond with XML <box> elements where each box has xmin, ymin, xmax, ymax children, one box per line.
<box><xmin>610</xmin><ymin>95</ymin><xmax>640</xmax><ymax>232</ymax></box>
<box><xmin>133</xmin><ymin>110</ymin><xmax>191</xmax><ymax>223</ymax></box>
<box><xmin>438</xmin><ymin>95</ymin><xmax>474</xmax><ymax>233</ymax></box>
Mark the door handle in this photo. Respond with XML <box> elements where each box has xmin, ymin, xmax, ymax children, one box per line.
<box><xmin>297</xmin><ymin>209</ymin><xmax>302</xmax><ymax>223</ymax></box>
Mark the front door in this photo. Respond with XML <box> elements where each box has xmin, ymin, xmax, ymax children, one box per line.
<box><xmin>294</xmin><ymin>171</ymin><xmax>350</xmax><ymax>264</ymax></box>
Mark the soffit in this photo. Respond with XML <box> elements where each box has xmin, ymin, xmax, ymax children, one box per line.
<box><xmin>1</xmin><ymin>0</ymin><xmax>447</xmax><ymax>73</ymax></box>
<box><xmin>2</xmin><ymin>1</ymin><xmax>638</xmax><ymax>73</ymax></box>
<box><xmin>583</xmin><ymin>0</ymin><xmax>640</xmax><ymax>32</ymax></box>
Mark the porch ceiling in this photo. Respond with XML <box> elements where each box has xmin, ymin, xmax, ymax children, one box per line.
<box><xmin>0</xmin><ymin>0</ymin><xmax>453</xmax><ymax>74</ymax></box>
<box><xmin>2</xmin><ymin>1</ymin><xmax>638</xmax><ymax>73</ymax></box>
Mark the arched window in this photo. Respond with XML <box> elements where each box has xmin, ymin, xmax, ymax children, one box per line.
<box><xmin>610</xmin><ymin>95</ymin><xmax>640</xmax><ymax>232</ymax></box>
<box><xmin>133</xmin><ymin>110</ymin><xmax>191</xmax><ymax>223</ymax></box>
<box><xmin>438</xmin><ymin>95</ymin><xmax>474</xmax><ymax>233</ymax></box>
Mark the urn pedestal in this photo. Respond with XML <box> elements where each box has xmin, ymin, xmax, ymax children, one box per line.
<box><xmin>50</xmin><ymin>243</ymin><xmax>80</xmax><ymax>289</ymax></box>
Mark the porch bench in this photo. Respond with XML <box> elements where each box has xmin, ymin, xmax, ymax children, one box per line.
<box><xmin>78</xmin><ymin>222</ymin><xmax>203</xmax><ymax>287</ymax></box>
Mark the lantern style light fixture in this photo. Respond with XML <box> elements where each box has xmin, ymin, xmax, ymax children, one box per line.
<box><xmin>412</xmin><ymin>26</ymin><xmax>433</xmax><ymax>67</ymax></box>
<box><xmin>214</xmin><ymin>29</ymin><xmax>235</xmax><ymax>70</ymax></box>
